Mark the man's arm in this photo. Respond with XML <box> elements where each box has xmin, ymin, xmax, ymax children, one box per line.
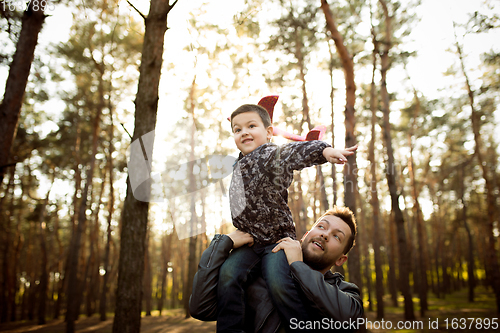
<box><xmin>272</xmin><ymin>238</ymin><xmax>363</xmax><ymax>322</ymax></box>
<box><xmin>189</xmin><ymin>231</ymin><xmax>253</xmax><ymax>321</ymax></box>
<box><xmin>290</xmin><ymin>261</ymin><xmax>364</xmax><ymax>322</ymax></box>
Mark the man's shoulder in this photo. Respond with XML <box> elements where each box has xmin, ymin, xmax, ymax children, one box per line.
<box><xmin>325</xmin><ymin>271</ymin><xmax>360</xmax><ymax>292</ymax></box>
<box><xmin>324</xmin><ymin>271</ymin><xmax>343</xmax><ymax>284</ymax></box>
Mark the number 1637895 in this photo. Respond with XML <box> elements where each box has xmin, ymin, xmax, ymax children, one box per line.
<box><xmin>2</xmin><ymin>0</ymin><xmax>56</xmax><ymax>12</ymax></box>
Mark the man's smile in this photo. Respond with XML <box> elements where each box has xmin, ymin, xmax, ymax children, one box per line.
<box><xmin>312</xmin><ymin>238</ymin><xmax>324</xmax><ymax>251</ymax></box>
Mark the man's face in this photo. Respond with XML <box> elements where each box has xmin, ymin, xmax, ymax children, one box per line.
<box><xmin>301</xmin><ymin>214</ymin><xmax>351</xmax><ymax>274</ymax></box>
<box><xmin>232</xmin><ymin>111</ymin><xmax>272</xmax><ymax>156</ymax></box>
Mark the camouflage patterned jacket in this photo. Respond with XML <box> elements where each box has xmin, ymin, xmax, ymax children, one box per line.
<box><xmin>229</xmin><ymin>141</ymin><xmax>330</xmax><ymax>244</ymax></box>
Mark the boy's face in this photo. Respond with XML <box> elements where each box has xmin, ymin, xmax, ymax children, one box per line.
<box><xmin>232</xmin><ymin>111</ymin><xmax>273</xmax><ymax>155</ymax></box>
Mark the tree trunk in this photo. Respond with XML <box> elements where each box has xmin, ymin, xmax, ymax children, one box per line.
<box><xmin>10</xmin><ymin>202</ymin><xmax>23</xmax><ymax>323</ymax></box>
<box><xmin>0</xmin><ymin>167</ymin><xmax>16</xmax><ymax>323</ymax></box>
<box><xmin>459</xmin><ymin>165</ymin><xmax>475</xmax><ymax>302</ymax></box>
<box><xmin>368</xmin><ymin>36</ymin><xmax>385</xmax><ymax>319</ymax></box>
<box><xmin>378</xmin><ymin>0</ymin><xmax>415</xmax><ymax>320</ymax></box>
<box><xmin>387</xmin><ymin>213</ymin><xmax>398</xmax><ymax>307</ymax></box>
<box><xmin>144</xmin><ymin>231</ymin><xmax>153</xmax><ymax>316</ymax></box>
<box><xmin>66</xmin><ymin>68</ymin><xmax>104</xmax><ymax>333</ymax></box>
<box><xmin>407</xmin><ymin>90</ymin><xmax>428</xmax><ymax>316</ymax></box>
<box><xmin>113</xmin><ymin>1</ymin><xmax>179</xmax><ymax>331</ymax></box>
<box><xmin>171</xmin><ymin>240</ymin><xmax>179</xmax><ymax>309</ymax></box>
<box><xmin>158</xmin><ymin>232</ymin><xmax>173</xmax><ymax>315</ymax></box>
<box><xmin>327</xmin><ymin>40</ymin><xmax>338</xmax><ymax>206</ymax></box>
<box><xmin>85</xmin><ymin>173</ymin><xmax>105</xmax><ymax>318</ymax></box>
<box><xmin>293</xmin><ymin>173</ymin><xmax>308</xmax><ymax>238</ymax></box>
<box><xmin>26</xmin><ymin>220</ymin><xmax>36</xmax><ymax>321</ymax></box>
<box><xmin>37</xmin><ymin>182</ymin><xmax>53</xmax><ymax>325</ymax></box>
<box><xmin>455</xmin><ymin>36</ymin><xmax>500</xmax><ymax>312</ymax></box>
<box><xmin>295</xmin><ymin>28</ymin><xmax>329</xmax><ymax>215</ymax></box>
<box><xmin>356</xmin><ymin>191</ymin><xmax>373</xmax><ymax>312</ymax></box>
<box><xmin>184</xmin><ymin>75</ymin><xmax>198</xmax><ymax>318</ymax></box>
<box><xmin>321</xmin><ymin>0</ymin><xmax>361</xmax><ymax>290</ymax></box>
<box><xmin>100</xmin><ymin>102</ymin><xmax>116</xmax><ymax>321</ymax></box>
<box><xmin>0</xmin><ymin>3</ymin><xmax>46</xmax><ymax>184</ymax></box>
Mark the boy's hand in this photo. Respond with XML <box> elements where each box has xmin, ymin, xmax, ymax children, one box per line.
<box><xmin>272</xmin><ymin>237</ymin><xmax>303</xmax><ymax>265</ymax></box>
<box><xmin>322</xmin><ymin>145</ymin><xmax>358</xmax><ymax>164</ymax></box>
<box><xmin>227</xmin><ymin>230</ymin><xmax>254</xmax><ymax>248</ymax></box>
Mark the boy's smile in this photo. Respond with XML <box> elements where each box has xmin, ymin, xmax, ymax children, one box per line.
<box><xmin>232</xmin><ymin>111</ymin><xmax>273</xmax><ymax>155</ymax></box>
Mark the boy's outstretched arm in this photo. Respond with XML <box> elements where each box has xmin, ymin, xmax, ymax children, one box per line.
<box><xmin>322</xmin><ymin>145</ymin><xmax>358</xmax><ymax>164</ymax></box>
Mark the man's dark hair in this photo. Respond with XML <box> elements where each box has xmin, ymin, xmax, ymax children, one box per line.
<box><xmin>230</xmin><ymin>104</ymin><xmax>272</xmax><ymax>129</ymax></box>
<box><xmin>320</xmin><ymin>206</ymin><xmax>357</xmax><ymax>254</ymax></box>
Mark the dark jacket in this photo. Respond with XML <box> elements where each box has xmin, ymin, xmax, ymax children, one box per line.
<box><xmin>189</xmin><ymin>234</ymin><xmax>364</xmax><ymax>332</ymax></box>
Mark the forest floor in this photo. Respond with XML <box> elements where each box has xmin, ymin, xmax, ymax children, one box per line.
<box><xmin>0</xmin><ymin>309</ymin><xmax>215</xmax><ymax>333</ymax></box>
<box><xmin>0</xmin><ymin>286</ymin><xmax>497</xmax><ymax>332</ymax></box>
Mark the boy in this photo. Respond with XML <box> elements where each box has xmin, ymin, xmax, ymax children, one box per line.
<box><xmin>218</xmin><ymin>103</ymin><xmax>357</xmax><ymax>332</ymax></box>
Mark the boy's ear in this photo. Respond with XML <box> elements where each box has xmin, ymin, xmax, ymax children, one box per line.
<box><xmin>266</xmin><ymin>126</ymin><xmax>273</xmax><ymax>140</ymax></box>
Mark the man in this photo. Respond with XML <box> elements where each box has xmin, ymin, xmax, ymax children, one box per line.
<box><xmin>189</xmin><ymin>206</ymin><xmax>364</xmax><ymax>332</ymax></box>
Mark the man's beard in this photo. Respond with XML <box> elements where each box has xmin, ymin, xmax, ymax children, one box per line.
<box><xmin>302</xmin><ymin>240</ymin><xmax>330</xmax><ymax>272</ymax></box>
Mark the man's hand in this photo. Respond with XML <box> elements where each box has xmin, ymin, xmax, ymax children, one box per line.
<box><xmin>227</xmin><ymin>230</ymin><xmax>254</xmax><ymax>249</ymax></box>
<box><xmin>272</xmin><ymin>237</ymin><xmax>303</xmax><ymax>265</ymax></box>
<box><xmin>322</xmin><ymin>145</ymin><xmax>358</xmax><ymax>164</ymax></box>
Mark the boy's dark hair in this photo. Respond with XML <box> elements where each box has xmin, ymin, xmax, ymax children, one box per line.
<box><xmin>230</xmin><ymin>104</ymin><xmax>272</xmax><ymax>129</ymax></box>
<box><xmin>319</xmin><ymin>206</ymin><xmax>357</xmax><ymax>254</ymax></box>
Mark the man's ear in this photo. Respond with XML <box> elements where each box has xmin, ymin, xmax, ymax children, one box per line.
<box><xmin>334</xmin><ymin>254</ymin><xmax>348</xmax><ymax>267</ymax></box>
<box><xmin>266</xmin><ymin>126</ymin><xmax>273</xmax><ymax>140</ymax></box>
<box><xmin>300</xmin><ymin>231</ymin><xmax>309</xmax><ymax>242</ymax></box>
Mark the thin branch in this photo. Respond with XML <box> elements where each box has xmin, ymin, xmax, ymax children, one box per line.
<box><xmin>120</xmin><ymin>123</ymin><xmax>133</xmax><ymax>140</ymax></box>
<box><xmin>167</xmin><ymin>0</ymin><xmax>180</xmax><ymax>14</ymax></box>
<box><xmin>127</xmin><ymin>0</ymin><xmax>146</xmax><ymax>20</ymax></box>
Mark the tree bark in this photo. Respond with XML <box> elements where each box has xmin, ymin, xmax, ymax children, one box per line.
<box><xmin>455</xmin><ymin>36</ymin><xmax>500</xmax><ymax>312</ymax></box>
<box><xmin>356</xmin><ymin>191</ymin><xmax>373</xmax><ymax>312</ymax></box>
<box><xmin>158</xmin><ymin>231</ymin><xmax>173</xmax><ymax>315</ymax></box>
<box><xmin>0</xmin><ymin>4</ymin><xmax>46</xmax><ymax>184</ymax></box>
<box><xmin>184</xmin><ymin>75</ymin><xmax>198</xmax><ymax>318</ymax></box>
<box><xmin>368</xmin><ymin>34</ymin><xmax>385</xmax><ymax>319</ymax></box>
<box><xmin>37</xmin><ymin>182</ymin><xmax>53</xmax><ymax>325</ymax></box>
<box><xmin>52</xmin><ymin>205</ymin><xmax>65</xmax><ymax>320</ymax></box>
<box><xmin>113</xmin><ymin>0</ymin><xmax>179</xmax><ymax>331</ymax></box>
<box><xmin>387</xmin><ymin>213</ymin><xmax>399</xmax><ymax>306</ymax></box>
<box><xmin>293</xmin><ymin>173</ymin><xmax>308</xmax><ymax>238</ymax></box>
<box><xmin>143</xmin><ymin>231</ymin><xmax>153</xmax><ymax>316</ymax></box>
<box><xmin>85</xmin><ymin>172</ymin><xmax>105</xmax><ymax>317</ymax></box>
<box><xmin>321</xmin><ymin>0</ymin><xmax>361</xmax><ymax>289</ymax></box>
<box><xmin>458</xmin><ymin>165</ymin><xmax>475</xmax><ymax>302</ymax></box>
<box><xmin>0</xmin><ymin>167</ymin><xmax>16</xmax><ymax>322</ymax></box>
<box><xmin>170</xmin><ymin>238</ymin><xmax>180</xmax><ymax>309</ymax></box>
<box><xmin>406</xmin><ymin>89</ymin><xmax>428</xmax><ymax>316</ymax></box>
<box><xmin>378</xmin><ymin>0</ymin><xmax>415</xmax><ymax>320</ymax></box>
<box><xmin>66</xmin><ymin>57</ymin><xmax>105</xmax><ymax>333</ymax></box>
<box><xmin>100</xmin><ymin>104</ymin><xmax>116</xmax><ymax>321</ymax></box>
<box><xmin>327</xmin><ymin>40</ymin><xmax>338</xmax><ymax>206</ymax></box>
